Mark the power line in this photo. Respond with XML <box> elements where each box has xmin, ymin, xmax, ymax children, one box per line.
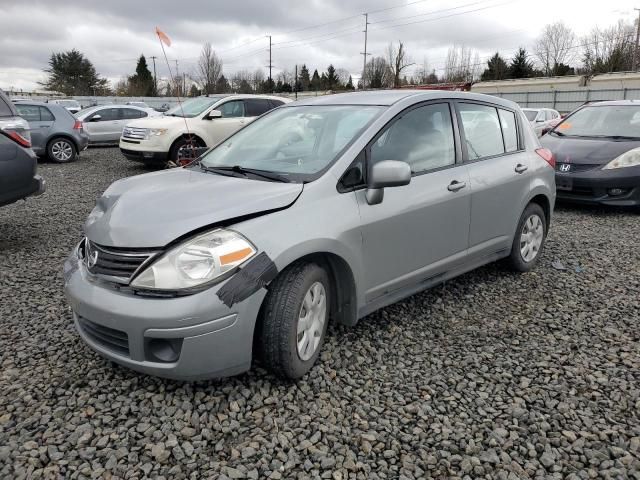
<box><xmin>272</xmin><ymin>24</ymin><xmax>361</xmax><ymax>46</ymax></box>
<box><xmin>368</xmin><ymin>0</ymin><xmax>492</xmax><ymax>25</ymax></box>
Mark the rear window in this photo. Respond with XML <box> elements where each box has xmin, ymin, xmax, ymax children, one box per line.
<box><xmin>0</xmin><ymin>94</ymin><xmax>15</xmax><ymax>117</ymax></box>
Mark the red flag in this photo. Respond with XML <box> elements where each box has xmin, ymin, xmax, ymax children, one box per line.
<box><xmin>155</xmin><ymin>27</ymin><xmax>171</xmax><ymax>47</ymax></box>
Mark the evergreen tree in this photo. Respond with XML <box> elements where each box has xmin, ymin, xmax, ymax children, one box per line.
<box><xmin>129</xmin><ymin>55</ymin><xmax>155</xmax><ymax>96</ymax></box>
<box><xmin>508</xmin><ymin>48</ymin><xmax>535</xmax><ymax>79</ymax></box>
<box><xmin>40</xmin><ymin>49</ymin><xmax>110</xmax><ymax>95</ymax></box>
<box><xmin>553</xmin><ymin>63</ymin><xmax>574</xmax><ymax>76</ymax></box>
<box><xmin>320</xmin><ymin>72</ymin><xmax>328</xmax><ymax>90</ymax></box>
<box><xmin>481</xmin><ymin>53</ymin><xmax>509</xmax><ymax>81</ymax></box>
<box><xmin>345</xmin><ymin>75</ymin><xmax>355</xmax><ymax>90</ymax></box>
<box><xmin>215</xmin><ymin>74</ymin><xmax>231</xmax><ymax>93</ymax></box>
<box><xmin>299</xmin><ymin>64</ymin><xmax>311</xmax><ymax>91</ymax></box>
<box><xmin>189</xmin><ymin>84</ymin><xmax>200</xmax><ymax>97</ymax></box>
<box><xmin>325</xmin><ymin>64</ymin><xmax>339</xmax><ymax>90</ymax></box>
<box><xmin>311</xmin><ymin>69</ymin><xmax>321</xmax><ymax>90</ymax></box>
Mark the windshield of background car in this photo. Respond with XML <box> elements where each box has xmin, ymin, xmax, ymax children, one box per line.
<box><xmin>165</xmin><ymin>97</ymin><xmax>222</xmax><ymax>117</ymax></box>
<box><xmin>200</xmin><ymin>105</ymin><xmax>383</xmax><ymax>181</ymax></box>
<box><xmin>555</xmin><ymin>105</ymin><xmax>640</xmax><ymax>138</ymax></box>
<box><xmin>523</xmin><ymin>110</ymin><xmax>538</xmax><ymax>121</ymax></box>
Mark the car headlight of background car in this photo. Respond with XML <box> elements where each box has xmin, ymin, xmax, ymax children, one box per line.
<box><xmin>131</xmin><ymin>229</ymin><xmax>256</xmax><ymax>291</ymax></box>
<box><xmin>603</xmin><ymin>147</ymin><xmax>640</xmax><ymax>169</ymax></box>
<box><xmin>145</xmin><ymin>128</ymin><xmax>168</xmax><ymax>139</ymax></box>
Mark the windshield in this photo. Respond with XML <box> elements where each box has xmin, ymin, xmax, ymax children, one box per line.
<box><xmin>555</xmin><ymin>105</ymin><xmax>640</xmax><ymax>138</ymax></box>
<box><xmin>523</xmin><ymin>110</ymin><xmax>538</xmax><ymax>121</ymax></box>
<box><xmin>59</xmin><ymin>100</ymin><xmax>80</xmax><ymax>107</ymax></box>
<box><xmin>200</xmin><ymin>105</ymin><xmax>383</xmax><ymax>182</ymax></box>
<box><xmin>165</xmin><ymin>97</ymin><xmax>223</xmax><ymax>117</ymax></box>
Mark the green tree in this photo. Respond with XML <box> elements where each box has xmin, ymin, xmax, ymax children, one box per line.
<box><xmin>128</xmin><ymin>55</ymin><xmax>155</xmax><ymax>96</ymax></box>
<box><xmin>299</xmin><ymin>64</ymin><xmax>311</xmax><ymax>91</ymax></box>
<box><xmin>553</xmin><ymin>62</ymin><xmax>574</xmax><ymax>76</ymax></box>
<box><xmin>311</xmin><ymin>69</ymin><xmax>321</xmax><ymax>90</ymax></box>
<box><xmin>41</xmin><ymin>49</ymin><xmax>110</xmax><ymax>95</ymax></box>
<box><xmin>345</xmin><ymin>75</ymin><xmax>355</xmax><ymax>90</ymax></box>
<box><xmin>325</xmin><ymin>64</ymin><xmax>339</xmax><ymax>90</ymax></box>
<box><xmin>189</xmin><ymin>84</ymin><xmax>200</xmax><ymax>97</ymax></box>
<box><xmin>508</xmin><ymin>48</ymin><xmax>535</xmax><ymax>79</ymax></box>
<box><xmin>481</xmin><ymin>53</ymin><xmax>509</xmax><ymax>81</ymax></box>
<box><xmin>215</xmin><ymin>74</ymin><xmax>231</xmax><ymax>93</ymax></box>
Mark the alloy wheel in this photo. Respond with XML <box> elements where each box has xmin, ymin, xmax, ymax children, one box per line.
<box><xmin>51</xmin><ymin>141</ymin><xmax>73</xmax><ymax>162</ymax></box>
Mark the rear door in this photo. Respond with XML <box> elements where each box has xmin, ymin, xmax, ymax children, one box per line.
<box><xmin>456</xmin><ymin>102</ymin><xmax>532</xmax><ymax>257</ymax></box>
<box><xmin>15</xmin><ymin>104</ymin><xmax>52</xmax><ymax>154</ymax></box>
<box><xmin>244</xmin><ymin>98</ymin><xmax>274</xmax><ymax>122</ymax></box>
<box><xmin>355</xmin><ymin>101</ymin><xmax>471</xmax><ymax>302</ymax></box>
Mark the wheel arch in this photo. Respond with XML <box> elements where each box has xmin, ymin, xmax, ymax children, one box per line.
<box><xmin>528</xmin><ymin>192</ymin><xmax>552</xmax><ymax>231</ymax></box>
<box><xmin>47</xmin><ymin>134</ymin><xmax>79</xmax><ymax>153</ymax></box>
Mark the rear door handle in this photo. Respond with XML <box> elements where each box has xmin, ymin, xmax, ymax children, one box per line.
<box><xmin>447</xmin><ymin>180</ymin><xmax>466</xmax><ymax>192</ymax></box>
<box><xmin>515</xmin><ymin>164</ymin><xmax>528</xmax><ymax>174</ymax></box>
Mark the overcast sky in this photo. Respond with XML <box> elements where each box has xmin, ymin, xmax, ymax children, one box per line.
<box><xmin>0</xmin><ymin>0</ymin><xmax>636</xmax><ymax>91</ymax></box>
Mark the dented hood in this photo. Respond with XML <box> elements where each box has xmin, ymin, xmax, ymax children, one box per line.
<box><xmin>84</xmin><ymin>168</ymin><xmax>303</xmax><ymax>247</ymax></box>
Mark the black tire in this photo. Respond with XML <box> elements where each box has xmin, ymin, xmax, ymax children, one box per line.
<box><xmin>168</xmin><ymin>136</ymin><xmax>204</xmax><ymax>166</ymax></box>
<box><xmin>507</xmin><ymin>202</ymin><xmax>547</xmax><ymax>272</ymax></box>
<box><xmin>259</xmin><ymin>262</ymin><xmax>330</xmax><ymax>379</ymax></box>
<box><xmin>47</xmin><ymin>137</ymin><xmax>77</xmax><ymax>163</ymax></box>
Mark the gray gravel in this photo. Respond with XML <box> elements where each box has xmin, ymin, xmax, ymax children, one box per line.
<box><xmin>1</xmin><ymin>147</ymin><xmax>639</xmax><ymax>479</ymax></box>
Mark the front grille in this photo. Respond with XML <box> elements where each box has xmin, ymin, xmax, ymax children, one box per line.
<box><xmin>86</xmin><ymin>241</ymin><xmax>157</xmax><ymax>282</ymax></box>
<box><xmin>77</xmin><ymin>315</ymin><xmax>130</xmax><ymax>357</ymax></box>
<box><xmin>122</xmin><ymin>127</ymin><xmax>147</xmax><ymax>140</ymax></box>
<box><xmin>556</xmin><ymin>163</ymin><xmax>598</xmax><ymax>173</ymax></box>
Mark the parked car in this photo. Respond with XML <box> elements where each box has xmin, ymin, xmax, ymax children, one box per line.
<box><xmin>522</xmin><ymin>108</ymin><xmax>561</xmax><ymax>137</ymax></box>
<box><xmin>0</xmin><ymin>90</ymin><xmax>45</xmax><ymax>207</ymax></box>
<box><xmin>65</xmin><ymin>90</ymin><xmax>555</xmax><ymax>381</ymax></box>
<box><xmin>14</xmin><ymin>101</ymin><xmax>89</xmax><ymax>163</ymax></box>
<box><xmin>76</xmin><ymin>105</ymin><xmax>161</xmax><ymax>144</ymax></box>
<box><xmin>541</xmin><ymin>100</ymin><xmax>640</xmax><ymax>206</ymax></box>
<box><xmin>119</xmin><ymin>94</ymin><xmax>290</xmax><ymax>166</ymax></box>
<box><xmin>48</xmin><ymin>99</ymin><xmax>82</xmax><ymax>114</ymax></box>
<box><xmin>126</xmin><ymin>101</ymin><xmax>151</xmax><ymax>109</ymax></box>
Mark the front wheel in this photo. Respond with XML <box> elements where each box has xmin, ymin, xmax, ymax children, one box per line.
<box><xmin>507</xmin><ymin>203</ymin><xmax>547</xmax><ymax>272</ymax></box>
<box><xmin>258</xmin><ymin>262</ymin><xmax>330</xmax><ymax>379</ymax></box>
<box><xmin>47</xmin><ymin>137</ymin><xmax>77</xmax><ymax>163</ymax></box>
<box><xmin>168</xmin><ymin>136</ymin><xmax>204</xmax><ymax>167</ymax></box>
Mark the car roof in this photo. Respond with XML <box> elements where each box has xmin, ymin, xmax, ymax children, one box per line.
<box><xmin>582</xmin><ymin>100</ymin><xmax>640</xmax><ymax>107</ymax></box>
<box><xmin>290</xmin><ymin>90</ymin><xmax>518</xmax><ymax>108</ymax></box>
<box><xmin>13</xmin><ymin>101</ymin><xmax>52</xmax><ymax>107</ymax></box>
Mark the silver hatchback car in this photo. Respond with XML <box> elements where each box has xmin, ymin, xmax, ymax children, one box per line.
<box><xmin>64</xmin><ymin>90</ymin><xmax>556</xmax><ymax>380</ymax></box>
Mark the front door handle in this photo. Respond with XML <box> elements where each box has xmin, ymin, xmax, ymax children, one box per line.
<box><xmin>447</xmin><ymin>180</ymin><xmax>466</xmax><ymax>192</ymax></box>
<box><xmin>515</xmin><ymin>164</ymin><xmax>528</xmax><ymax>174</ymax></box>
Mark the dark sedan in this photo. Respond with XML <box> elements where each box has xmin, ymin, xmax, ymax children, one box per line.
<box><xmin>541</xmin><ymin>100</ymin><xmax>640</xmax><ymax>207</ymax></box>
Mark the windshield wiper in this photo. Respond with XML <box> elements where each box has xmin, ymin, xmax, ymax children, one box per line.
<box><xmin>201</xmin><ymin>165</ymin><xmax>291</xmax><ymax>182</ymax></box>
<box><xmin>549</xmin><ymin>130</ymin><xmax>565</xmax><ymax>136</ymax></box>
<box><xmin>587</xmin><ymin>135</ymin><xmax>640</xmax><ymax>140</ymax></box>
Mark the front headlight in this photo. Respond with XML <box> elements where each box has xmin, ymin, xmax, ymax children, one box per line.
<box><xmin>131</xmin><ymin>229</ymin><xmax>256</xmax><ymax>291</ymax></box>
<box><xmin>146</xmin><ymin>128</ymin><xmax>168</xmax><ymax>138</ymax></box>
<box><xmin>603</xmin><ymin>147</ymin><xmax>640</xmax><ymax>169</ymax></box>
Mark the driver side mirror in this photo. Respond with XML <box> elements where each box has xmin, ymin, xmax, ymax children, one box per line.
<box><xmin>365</xmin><ymin>160</ymin><xmax>411</xmax><ymax>205</ymax></box>
<box><xmin>90</xmin><ymin>114</ymin><xmax>102</xmax><ymax>122</ymax></box>
<box><xmin>206</xmin><ymin>110</ymin><xmax>222</xmax><ymax>120</ymax></box>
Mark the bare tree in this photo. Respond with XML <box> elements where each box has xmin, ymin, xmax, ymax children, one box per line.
<box><xmin>582</xmin><ymin>20</ymin><xmax>634</xmax><ymax>74</ymax></box>
<box><xmin>230</xmin><ymin>70</ymin><xmax>252</xmax><ymax>93</ymax></box>
<box><xmin>387</xmin><ymin>41</ymin><xmax>414</xmax><ymax>88</ymax></box>
<box><xmin>335</xmin><ymin>68</ymin><xmax>351</xmax><ymax>87</ymax></box>
<box><xmin>198</xmin><ymin>42</ymin><xmax>223</xmax><ymax>94</ymax></box>
<box><xmin>251</xmin><ymin>69</ymin><xmax>265</xmax><ymax>92</ymax></box>
<box><xmin>362</xmin><ymin>57</ymin><xmax>393</xmax><ymax>89</ymax></box>
<box><xmin>444</xmin><ymin>46</ymin><xmax>479</xmax><ymax>82</ymax></box>
<box><xmin>534</xmin><ymin>22</ymin><xmax>577</xmax><ymax>76</ymax></box>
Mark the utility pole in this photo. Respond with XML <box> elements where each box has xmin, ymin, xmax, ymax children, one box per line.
<box><xmin>634</xmin><ymin>8</ymin><xmax>640</xmax><ymax>72</ymax></box>
<box><xmin>360</xmin><ymin>13</ymin><xmax>370</xmax><ymax>89</ymax></box>
<box><xmin>150</xmin><ymin>56</ymin><xmax>158</xmax><ymax>94</ymax></box>
<box><xmin>267</xmin><ymin>35</ymin><xmax>273</xmax><ymax>93</ymax></box>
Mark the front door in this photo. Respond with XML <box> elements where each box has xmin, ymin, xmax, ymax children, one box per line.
<box><xmin>456</xmin><ymin>102</ymin><xmax>532</xmax><ymax>256</ymax></box>
<box><xmin>355</xmin><ymin>102</ymin><xmax>471</xmax><ymax>302</ymax></box>
<box><xmin>85</xmin><ymin>108</ymin><xmax>120</xmax><ymax>143</ymax></box>
<box><xmin>208</xmin><ymin>100</ymin><xmax>246</xmax><ymax>145</ymax></box>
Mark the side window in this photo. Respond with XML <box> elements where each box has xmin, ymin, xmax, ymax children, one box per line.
<box><xmin>16</xmin><ymin>105</ymin><xmax>41</xmax><ymax>122</ymax></box>
<box><xmin>217</xmin><ymin>100</ymin><xmax>245</xmax><ymax>118</ymax></box>
<box><xmin>122</xmin><ymin>108</ymin><xmax>145</xmax><ymax>119</ymax></box>
<box><xmin>40</xmin><ymin>107</ymin><xmax>55</xmax><ymax>121</ymax></box>
<box><xmin>270</xmin><ymin>99</ymin><xmax>285</xmax><ymax>108</ymax></box>
<box><xmin>370</xmin><ymin>103</ymin><xmax>456</xmax><ymax>174</ymax></box>
<box><xmin>91</xmin><ymin>108</ymin><xmax>119</xmax><ymax>121</ymax></box>
<box><xmin>458</xmin><ymin>103</ymin><xmax>504</xmax><ymax>160</ymax></box>
<box><xmin>498</xmin><ymin>109</ymin><xmax>518</xmax><ymax>152</ymax></box>
<box><xmin>244</xmin><ymin>99</ymin><xmax>273</xmax><ymax>117</ymax></box>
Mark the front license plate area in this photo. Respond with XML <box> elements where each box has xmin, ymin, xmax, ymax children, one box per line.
<box><xmin>556</xmin><ymin>176</ymin><xmax>573</xmax><ymax>191</ymax></box>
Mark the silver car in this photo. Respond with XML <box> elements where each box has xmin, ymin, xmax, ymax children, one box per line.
<box><xmin>522</xmin><ymin>108</ymin><xmax>561</xmax><ymax>137</ymax></box>
<box><xmin>76</xmin><ymin>105</ymin><xmax>161</xmax><ymax>144</ymax></box>
<box><xmin>64</xmin><ymin>90</ymin><xmax>556</xmax><ymax>380</ymax></box>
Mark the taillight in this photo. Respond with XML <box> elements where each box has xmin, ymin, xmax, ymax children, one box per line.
<box><xmin>4</xmin><ymin>129</ymin><xmax>32</xmax><ymax>148</ymax></box>
<box><xmin>73</xmin><ymin>120</ymin><xmax>83</xmax><ymax>130</ymax></box>
<box><xmin>0</xmin><ymin>117</ymin><xmax>32</xmax><ymax>148</ymax></box>
<box><xmin>536</xmin><ymin>148</ymin><xmax>555</xmax><ymax>168</ymax></box>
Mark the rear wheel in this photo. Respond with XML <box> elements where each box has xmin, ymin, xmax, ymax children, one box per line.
<box><xmin>508</xmin><ymin>203</ymin><xmax>547</xmax><ymax>272</ymax></box>
<box><xmin>258</xmin><ymin>262</ymin><xmax>330</xmax><ymax>379</ymax></box>
<box><xmin>168</xmin><ymin>136</ymin><xmax>205</xmax><ymax>167</ymax></box>
<box><xmin>47</xmin><ymin>137</ymin><xmax>77</xmax><ymax>163</ymax></box>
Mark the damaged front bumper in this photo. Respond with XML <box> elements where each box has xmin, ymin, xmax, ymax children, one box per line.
<box><xmin>63</xmin><ymin>251</ymin><xmax>267</xmax><ymax>380</ymax></box>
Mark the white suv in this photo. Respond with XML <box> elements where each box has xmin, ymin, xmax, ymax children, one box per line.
<box><xmin>119</xmin><ymin>94</ymin><xmax>290</xmax><ymax>166</ymax></box>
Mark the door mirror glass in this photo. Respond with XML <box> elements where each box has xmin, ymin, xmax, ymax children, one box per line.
<box><xmin>90</xmin><ymin>114</ymin><xmax>102</xmax><ymax>122</ymax></box>
<box><xmin>365</xmin><ymin>160</ymin><xmax>411</xmax><ymax>205</ymax></box>
<box><xmin>207</xmin><ymin>110</ymin><xmax>222</xmax><ymax>120</ymax></box>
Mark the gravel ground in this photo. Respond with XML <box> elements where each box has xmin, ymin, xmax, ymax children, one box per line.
<box><xmin>1</xmin><ymin>147</ymin><xmax>639</xmax><ymax>480</ymax></box>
